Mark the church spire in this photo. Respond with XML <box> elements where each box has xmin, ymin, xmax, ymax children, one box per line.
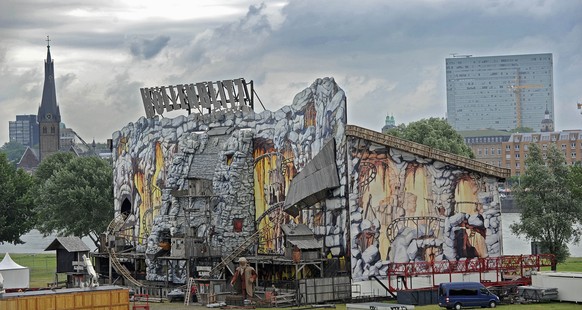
<box><xmin>38</xmin><ymin>37</ymin><xmax>61</xmax><ymax>161</ymax></box>
<box><xmin>540</xmin><ymin>104</ymin><xmax>554</xmax><ymax>132</ymax></box>
<box><xmin>38</xmin><ymin>35</ymin><xmax>61</xmax><ymax>124</ymax></box>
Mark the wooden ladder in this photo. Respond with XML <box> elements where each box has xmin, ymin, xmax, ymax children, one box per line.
<box><xmin>184</xmin><ymin>277</ymin><xmax>196</xmax><ymax>305</ymax></box>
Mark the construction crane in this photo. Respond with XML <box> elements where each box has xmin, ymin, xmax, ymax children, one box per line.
<box><xmin>71</xmin><ymin>129</ymin><xmax>97</xmax><ymax>155</ymax></box>
<box><xmin>508</xmin><ymin>73</ymin><xmax>543</xmax><ymax>128</ymax></box>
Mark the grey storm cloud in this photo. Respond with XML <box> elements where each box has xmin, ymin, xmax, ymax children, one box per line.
<box><xmin>129</xmin><ymin>35</ymin><xmax>171</xmax><ymax>59</ymax></box>
<box><xmin>106</xmin><ymin>71</ymin><xmax>143</xmax><ymax>112</ymax></box>
<box><xmin>174</xmin><ymin>3</ymin><xmax>273</xmax><ymax>71</ymax></box>
<box><xmin>1</xmin><ymin>0</ymin><xmax>582</xmax><ymax>144</ymax></box>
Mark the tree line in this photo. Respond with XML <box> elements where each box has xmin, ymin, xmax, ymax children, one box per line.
<box><xmin>0</xmin><ymin>152</ymin><xmax>113</xmax><ymax>249</ymax></box>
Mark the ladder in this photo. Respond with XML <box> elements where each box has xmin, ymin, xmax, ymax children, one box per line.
<box><xmin>209</xmin><ymin>228</ymin><xmax>263</xmax><ymax>276</ymax></box>
<box><xmin>184</xmin><ymin>277</ymin><xmax>196</xmax><ymax>305</ymax></box>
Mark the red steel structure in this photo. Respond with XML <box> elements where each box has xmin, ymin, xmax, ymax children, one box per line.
<box><xmin>386</xmin><ymin>254</ymin><xmax>555</xmax><ymax>291</ymax></box>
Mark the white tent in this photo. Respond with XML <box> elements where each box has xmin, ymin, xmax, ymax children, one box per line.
<box><xmin>0</xmin><ymin>253</ymin><xmax>29</xmax><ymax>289</ymax></box>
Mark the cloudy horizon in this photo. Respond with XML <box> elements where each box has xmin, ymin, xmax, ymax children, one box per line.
<box><xmin>1</xmin><ymin>0</ymin><xmax>581</xmax><ymax>144</ymax></box>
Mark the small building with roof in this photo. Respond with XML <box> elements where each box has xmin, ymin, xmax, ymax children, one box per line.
<box><xmin>45</xmin><ymin>237</ymin><xmax>91</xmax><ymax>287</ymax></box>
<box><xmin>281</xmin><ymin>223</ymin><xmax>322</xmax><ymax>261</ymax></box>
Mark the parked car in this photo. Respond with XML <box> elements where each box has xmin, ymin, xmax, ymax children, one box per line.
<box><xmin>438</xmin><ymin>282</ymin><xmax>500</xmax><ymax>309</ymax></box>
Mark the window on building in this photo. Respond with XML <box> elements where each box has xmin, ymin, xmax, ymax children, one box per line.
<box><xmin>233</xmin><ymin>218</ymin><xmax>244</xmax><ymax>232</ymax></box>
<box><xmin>498</xmin><ymin>148</ymin><xmax>501</xmax><ymax>155</ymax></box>
<box><xmin>524</xmin><ymin>144</ymin><xmax>529</xmax><ymax>151</ymax></box>
<box><xmin>515</xmin><ymin>153</ymin><xmax>520</xmax><ymax>158</ymax></box>
<box><xmin>562</xmin><ymin>144</ymin><xmax>567</xmax><ymax>149</ymax></box>
<box><xmin>543</xmin><ymin>144</ymin><xmax>547</xmax><ymax>150</ymax></box>
<box><xmin>478</xmin><ymin>149</ymin><xmax>482</xmax><ymax>155</ymax></box>
<box><xmin>515</xmin><ymin>145</ymin><xmax>520</xmax><ymax>150</ymax></box>
<box><xmin>572</xmin><ymin>152</ymin><xmax>577</xmax><ymax>158</ymax></box>
<box><xmin>505</xmin><ymin>145</ymin><xmax>510</xmax><ymax>151</ymax></box>
<box><xmin>485</xmin><ymin>149</ymin><xmax>488</xmax><ymax>155</ymax></box>
<box><xmin>572</xmin><ymin>143</ymin><xmax>576</xmax><ymax>148</ymax></box>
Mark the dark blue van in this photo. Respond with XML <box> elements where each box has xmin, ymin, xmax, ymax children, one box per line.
<box><xmin>438</xmin><ymin>282</ymin><xmax>500</xmax><ymax>309</ymax></box>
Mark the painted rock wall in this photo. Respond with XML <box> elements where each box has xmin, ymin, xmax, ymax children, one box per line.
<box><xmin>347</xmin><ymin>137</ymin><xmax>502</xmax><ymax>281</ymax></box>
<box><xmin>111</xmin><ymin>77</ymin><xmax>348</xmax><ymax>282</ymax></box>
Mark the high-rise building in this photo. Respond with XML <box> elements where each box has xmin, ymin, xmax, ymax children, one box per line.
<box><xmin>8</xmin><ymin>114</ymin><xmax>39</xmax><ymax>147</ymax></box>
<box><xmin>446</xmin><ymin>53</ymin><xmax>554</xmax><ymax>131</ymax></box>
<box><xmin>37</xmin><ymin>39</ymin><xmax>61</xmax><ymax>161</ymax></box>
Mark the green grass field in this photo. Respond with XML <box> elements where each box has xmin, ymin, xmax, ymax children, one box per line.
<box><xmin>1</xmin><ymin>253</ymin><xmax>66</xmax><ymax>288</ymax></box>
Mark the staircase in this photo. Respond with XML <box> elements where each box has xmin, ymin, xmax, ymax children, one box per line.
<box><xmin>209</xmin><ymin>228</ymin><xmax>263</xmax><ymax>276</ymax></box>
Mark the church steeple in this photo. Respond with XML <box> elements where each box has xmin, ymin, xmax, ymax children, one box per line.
<box><xmin>540</xmin><ymin>105</ymin><xmax>554</xmax><ymax>132</ymax></box>
<box><xmin>38</xmin><ymin>36</ymin><xmax>61</xmax><ymax>161</ymax></box>
<box><xmin>38</xmin><ymin>36</ymin><xmax>61</xmax><ymax>124</ymax></box>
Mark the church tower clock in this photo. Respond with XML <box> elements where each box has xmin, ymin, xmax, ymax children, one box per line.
<box><xmin>38</xmin><ymin>37</ymin><xmax>61</xmax><ymax>161</ymax></box>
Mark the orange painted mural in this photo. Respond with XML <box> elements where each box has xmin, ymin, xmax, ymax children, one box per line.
<box><xmin>348</xmin><ymin>138</ymin><xmax>503</xmax><ymax>280</ymax></box>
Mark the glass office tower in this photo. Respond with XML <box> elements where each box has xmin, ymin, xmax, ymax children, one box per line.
<box><xmin>446</xmin><ymin>53</ymin><xmax>553</xmax><ymax>131</ymax></box>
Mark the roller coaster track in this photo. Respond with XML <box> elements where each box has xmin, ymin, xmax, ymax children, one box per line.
<box><xmin>105</xmin><ymin>247</ymin><xmax>143</xmax><ymax>287</ymax></box>
<box><xmin>254</xmin><ymin>202</ymin><xmax>284</xmax><ymax>224</ymax></box>
<box><xmin>106</xmin><ymin>214</ymin><xmax>143</xmax><ymax>287</ymax></box>
<box><xmin>358</xmin><ymin>161</ymin><xmax>377</xmax><ymax>194</ymax></box>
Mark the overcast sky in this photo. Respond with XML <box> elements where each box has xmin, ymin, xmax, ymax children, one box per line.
<box><xmin>1</xmin><ymin>0</ymin><xmax>581</xmax><ymax>144</ymax></box>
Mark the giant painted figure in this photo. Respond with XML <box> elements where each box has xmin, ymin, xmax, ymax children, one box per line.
<box><xmin>112</xmin><ymin>78</ymin><xmax>348</xmax><ymax>282</ymax></box>
<box><xmin>348</xmin><ymin>138</ymin><xmax>503</xmax><ymax>281</ymax></box>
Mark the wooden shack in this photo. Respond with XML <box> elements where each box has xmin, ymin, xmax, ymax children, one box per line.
<box><xmin>281</xmin><ymin>223</ymin><xmax>322</xmax><ymax>261</ymax></box>
<box><xmin>45</xmin><ymin>237</ymin><xmax>91</xmax><ymax>287</ymax></box>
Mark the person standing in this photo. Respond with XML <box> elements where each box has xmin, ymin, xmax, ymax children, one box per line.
<box><xmin>230</xmin><ymin>257</ymin><xmax>257</xmax><ymax>300</ymax></box>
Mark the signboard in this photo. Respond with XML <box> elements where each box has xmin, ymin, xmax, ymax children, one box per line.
<box><xmin>140</xmin><ymin>78</ymin><xmax>253</xmax><ymax>118</ymax></box>
<box><xmin>197</xmin><ymin>266</ymin><xmax>212</xmax><ymax>277</ymax></box>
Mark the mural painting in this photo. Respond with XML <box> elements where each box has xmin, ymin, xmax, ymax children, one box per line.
<box><xmin>111</xmin><ymin>78</ymin><xmax>349</xmax><ymax>282</ymax></box>
<box><xmin>347</xmin><ymin>137</ymin><xmax>503</xmax><ymax>281</ymax></box>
